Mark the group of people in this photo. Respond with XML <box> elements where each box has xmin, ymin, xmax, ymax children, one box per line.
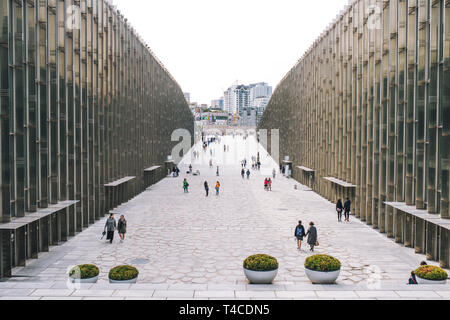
<box><xmin>172</xmin><ymin>166</ymin><xmax>180</xmax><ymax>177</ymax></box>
<box><xmin>264</xmin><ymin>178</ymin><xmax>272</xmax><ymax>191</ymax></box>
<box><xmin>250</xmin><ymin>155</ymin><xmax>261</xmax><ymax>170</ymax></box>
<box><xmin>336</xmin><ymin>198</ymin><xmax>351</xmax><ymax>222</ymax></box>
<box><xmin>104</xmin><ymin>213</ymin><xmax>127</xmax><ymax>244</ymax></box>
<box><xmin>204</xmin><ymin>181</ymin><xmax>221</xmax><ymax>196</ymax></box>
<box><xmin>223</xmin><ymin>145</ymin><xmax>230</xmax><ymax>152</ymax></box>
<box><xmin>294</xmin><ymin>221</ymin><xmax>318</xmax><ymax>252</ymax></box>
<box><xmin>241</xmin><ymin>168</ymin><xmax>251</xmax><ymax>179</ymax></box>
<box><xmin>203</xmin><ymin>137</ymin><xmax>217</xmax><ymax>151</ymax></box>
<box><xmin>183</xmin><ymin>178</ymin><xmax>221</xmax><ymax>196</ymax></box>
<box><xmin>252</xmin><ymin>161</ymin><xmax>261</xmax><ymax>170</ymax></box>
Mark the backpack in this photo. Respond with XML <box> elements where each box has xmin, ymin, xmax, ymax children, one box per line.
<box><xmin>296</xmin><ymin>226</ymin><xmax>304</xmax><ymax>237</ymax></box>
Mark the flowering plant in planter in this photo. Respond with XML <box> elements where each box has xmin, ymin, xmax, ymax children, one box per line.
<box><xmin>415</xmin><ymin>265</ymin><xmax>448</xmax><ymax>281</ymax></box>
<box><xmin>243</xmin><ymin>254</ymin><xmax>279</xmax><ymax>271</ymax></box>
<box><xmin>304</xmin><ymin>254</ymin><xmax>341</xmax><ymax>284</ymax></box>
<box><xmin>69</xmin><ymin>264</ymin><xmax>100</xmax><ymax>280</ymax></box>
<box><xmin>108</xmin><ymin>265</ymin><xmax>139</xmax><ymax>281</ymax></box>
<box><xmin>305</xmin><ymin>254</ymin><xmax>341</xmax><ymax>272</ymax></box>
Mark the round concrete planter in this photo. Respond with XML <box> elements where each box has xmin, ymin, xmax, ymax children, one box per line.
<box><xmin>244</xmin><ymin>268</ymin><xmax>278</xmax><ymax>284</ymax></box>
<box><xmin>109</xmin><ymin>277</ymin><xmax>138</xmax><ymax>284</ymax></box>
<box><xmin>416</xmin><ymin>277</ymin><xmax>447</xmax><ymax>285</ymax></box>
<box><xmin>305</xmin><ymin>268</ymin><xmax>340</xmax><ymax>284</ymax></box>
<box><xmin>69</xmin><ymin>275</ymin><xmax>99</xmax><ymax>284</ymax></box>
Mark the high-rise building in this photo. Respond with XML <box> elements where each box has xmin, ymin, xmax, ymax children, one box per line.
<box><xmin>249</xmin><ymin>82</ymin><xmax>272</xmax><ymax>101</ymax></box>
<box><xmin>223</xmin><ymin>84</ymin><xmax>250</xmax><ymax>116</ymax></box>
<box><xmin>251</xmin><ymin>97</ymin><xmax>271</xmax><ymax>125</ymax></box>
<box><xmin>249</xmin><ymin>83</ymin><xmax>272</xmax><ymax>125</ymax></box>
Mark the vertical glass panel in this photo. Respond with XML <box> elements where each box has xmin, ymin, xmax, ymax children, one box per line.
<box><xmin>27</xmin><ymin>1</ymin><xmax>37</xmax><ymax>212</ymax></box>
<box><xmin>441</xmin><ymin>0</ymin><xmax>450</xmax><ymax>218</ymax></box>
<box><xmin>0</xmin><ymin>0</ymin><xmax>11</xmax><ymax>220</ymax></box>
<box><xmin>427</xmin><ymin>2</ymin><xmax>440</xmax><ymax>213</ymax></box>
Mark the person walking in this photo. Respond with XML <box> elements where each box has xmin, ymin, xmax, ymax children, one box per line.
<box><xmin>215</xmin><ymin>181</ymin><xmax>221</xmax><ymax>196</ymax></box>
<box><xmin>216</xmin><ymin>166</ymin><xmax>220</xmax><ymax>177</ymax></box>
<box><xmin>257</xmin><ymin>161</ymin><xmax>261</xmax><ymax>170</ymax></box>
<box><xmin>264</xmin><ymin>178</ymin><xmax>268</xmax><ymax>191</ymax></box>
<box><xmin>241</xmin><ymin>168</ymin><xmax>245</xmax><ymax>179</ymax></box>
<box><xmin>336</xmin><ymin>199</ymin><xmax>344</xmax><ymax>222</ymax></box>
<box><xmin>268</xmin><ymin>178</ymin><xmax>272</xmax><ymax>191</ymax></box>
<box><xmin>294</xmin><ymin>221</ymin><xmax>306</xmax><ymax>250</ymax></box>
<box><xmin>273</xmin><ymin>169</ymin><xmax>276</xmax><ymax>179</ymax></box>
<box><xmin>117</xmin><ymin>215</ymin><xmax>127</xmax><ymax>243</ymax></box>
<box><xmin>210</xmin><ymin>159</ymin><xmax>213</xmax><ymax>169</ymax></box>
<box><xmin>246</xmin><ymin>169</ymin><xmax>251</xmax><ymax>179</ymax></box>
<box><xmin>183</xmin><ymin>179</ymin><xmax>189</xmax><ymax>193</ymax></box>
<box><xmin>204</xmin><ymin>181</ymin><xmax>209</xmax><ymax>197</ymax></box>
<box><xmin>408</xmin><ymin>271</ymin><xmax>418</xmax><ymax>285</ymax></box>
<box><xmin>344</xmin><ymin>198</ymin><xmax>351</xmax><ymax>222</ymax></box>
<box><xmin>189</xmin><ymin>164</ymin><xmax>193</xmax><ymax>174</ymax></box>
<box><xmin>306</xmin><ymin>222</ymin><xmax>318</xmax><ymax>252</ymax></box>
<box><xmin>104</xmin><ymin>213</ymin><xmax>117</xmax><ymax>244</ymax></box>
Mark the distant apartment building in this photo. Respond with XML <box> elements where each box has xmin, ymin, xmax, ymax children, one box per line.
<box><xmin>249</xmin><ymin>82</ymin><xmax>272</xmax><ymax>101</ymax></box>
<box><xmin>224</xmin><ymin>84</ymin><xmax>250</xmax><ymax>115</ymax></box>
<box><xmin>223</xmin><ymin>82</ymin><xmax>272</xmax><ymax>126</ymax></box>
<box><xmin>249</xmin><ymin>83</ymin><xmax>272</xmax><ymax>125</ymax></box>
<box><xmin>211</xmin><ymin>97</ymin><xmax>224</xmax><ymax>110</ymax></box>
<box><xmin>251</xmin><ymin>96</ymin><xmax>271</xmax><ymax>125</ymax></box>
<box><xmin>184</xmin><ymin>92</ymin><xmax>191</xmax><ymax>103</ymax></box>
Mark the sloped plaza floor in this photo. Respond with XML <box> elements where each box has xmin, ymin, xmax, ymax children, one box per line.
<box><xmin>0</xmin><ymin>135</ymin><xmax>449</xmax><ymax>300</ymax></box>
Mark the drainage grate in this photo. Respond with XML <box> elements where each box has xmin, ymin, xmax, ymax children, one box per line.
<box><xmin>130</xmin><ymin>258</ymin><xmax>150</xmax><ymax>265</ymax></box>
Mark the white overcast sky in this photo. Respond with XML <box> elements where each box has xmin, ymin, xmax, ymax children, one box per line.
<box><xmin>113</xmin><ymin>0</ymin><xmax>349</xmax><ymax>105</ymax></box>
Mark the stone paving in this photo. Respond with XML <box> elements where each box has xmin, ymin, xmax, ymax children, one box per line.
<box><xmin>0</xmin><ymin>135</ymin><xmax>449</xmax><ymax>300</ymax></box>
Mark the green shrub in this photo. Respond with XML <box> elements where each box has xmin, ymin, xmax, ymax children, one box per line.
<box><xmin>108</xmin><ymin>265</ymin><xmax>139</xmax><ymax>281</ymax></box>
<box><xmin>243</xmin><ymin>254</ymin><xmax>279</xmax><ymax>271</ymax></box>
<box><xmin>305</xmin><ymin>254</ymin><xmax>341</xmax><ymax>272</ymax></box>
<box><xmin>415</xmin><ymin>265</ymin><xmax>448</xmax><ymax>281</ymax></box>
<box><xmin>69</xmin><ymin>264</ymin><xmax>99</xmax><ymax>279</ymax></box>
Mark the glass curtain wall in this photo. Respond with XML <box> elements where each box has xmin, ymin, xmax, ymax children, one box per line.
<box><xmin>258</xmin><ymin>0</ymin><xmax>449</xmax><ymax>262</ymax></box>
<box><xmin>0</xmin><ymin>0</ymin><xmax>194</xmax><ymax>235</ymax></box>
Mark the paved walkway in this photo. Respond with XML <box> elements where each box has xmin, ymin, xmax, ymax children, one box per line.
<box><xmin>0</xmin><ymin>135</ymin><xmax>449</xmax><ymax>300</ymax></box>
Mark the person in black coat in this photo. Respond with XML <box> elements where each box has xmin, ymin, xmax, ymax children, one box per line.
<box><xmin>294</xmin><ymin>221</ymin><xmax>306</xmax><ymax>250</ymax></box>
<box><xmin>344</xmin><ymin>198</ymin><xmax>351</xmax><ymax>222</ymax></box>
<box><xmin>306</xmin><ymin>222</ymin><xmax>318</xmax><ymax>252</ymax></box>
<box><xmin>104</xmin><ymin>214</ymin><xmax>117</xmax><ymax>244</ymax></box>
<box><xmin>336</xmin><ymin>199</ymin><xmax>344</xmax><ymax>222</ymax></box>
<box><xmin>204</xmin><ymin>181</ymin><xmax>209</xmax><ymax>197</ymax></box>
